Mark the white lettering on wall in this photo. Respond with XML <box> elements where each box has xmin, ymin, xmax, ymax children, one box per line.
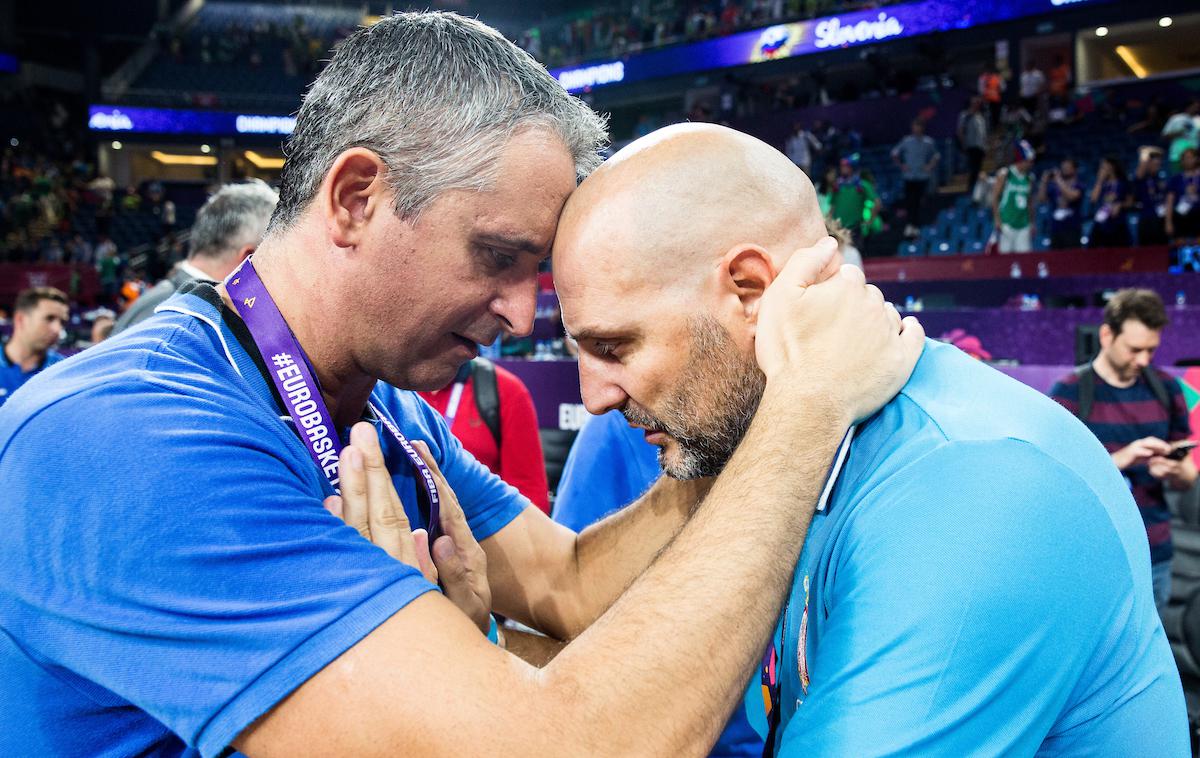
<box><xmin>557</xmin><ymin>61</ymin><xmax>625</xmax><ymax>91</ymax></box>
<box><xmin>88</xmin><ymin>110</ymin><xmax>134</xmax><ymax>131</ymax></box>
<box><xmin>235</xmin><ymin>114</ymin><xmax>297</xmax><ymax>135</ymax></box>
<box><xmin>558</xmin><ymin>403</ymin><xmax>590</xmax><ymax>431</ymax></box>
<box><xmin>813</xmin><ymin>12</ymin><xmax>904</xmax><ymax>49</ymax></box>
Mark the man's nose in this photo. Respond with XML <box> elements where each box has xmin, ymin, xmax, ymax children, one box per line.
<box><xmin>491</xmin><ymin>275</ymin><xmax>538</xmax><ymax>338</ymax></box>
<box><xmin>578</xmin><ymin>354</ymin><xmax>628</xmax><ymax>417</ymax></box>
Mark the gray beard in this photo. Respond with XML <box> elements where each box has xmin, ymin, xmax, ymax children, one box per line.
<box><xmin>622</xmin><ymin>316</ymin><xmax>766</xmax><ymax>480</ymax></box>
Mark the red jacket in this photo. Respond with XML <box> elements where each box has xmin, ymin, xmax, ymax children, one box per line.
<box><xmin>419</xmin><ymin>365</ymin><xmax>550</xmax><ymax>513</ymax></box>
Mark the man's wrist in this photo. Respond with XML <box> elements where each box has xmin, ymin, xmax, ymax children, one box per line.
<box><xmin>758</xmin><ymin>380</ymin><xmax>853</xmax><ymax>436</ymax></box>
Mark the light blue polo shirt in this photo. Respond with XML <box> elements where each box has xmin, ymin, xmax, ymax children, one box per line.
<box><xmin>754</xmin><ymin>340</ymin><xmax>1188</xmax><ymax>755</ymax></box>
<box><xmin>0</xmin><ymin>285</ymin><xmax>527</xmax><ymax>757</ymax></box>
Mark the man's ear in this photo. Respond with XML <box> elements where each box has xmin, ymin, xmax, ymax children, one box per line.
<box><xmin>1098</xmin><ymin>323</ymin><xmax>1114</xmax><ymax>349</ymax></box>
<box><xmin>719</xmin><ymin>244</ymin><xmax>777</xmax><ymax>324</ymax></box>
<box><xmin>320</xmin><ymin>148</ymin><xmax>388</xmax><ymax>249</ymax></box>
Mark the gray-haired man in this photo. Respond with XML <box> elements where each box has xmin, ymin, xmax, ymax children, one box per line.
<box><xmin>112</xmin><ymin>179</ymin><xmax>278</xmax><ymax>334</ymax></box>
<box><xmin>0</xmin><ymin>12</ymin><xmax>921</xmax><ymax>756</ymax></box>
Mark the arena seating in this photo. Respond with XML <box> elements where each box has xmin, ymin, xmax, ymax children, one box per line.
<box><xmin>130</xmin><ymin>2</ymin><xmax>361</xmax><ymax>103</ymax></box>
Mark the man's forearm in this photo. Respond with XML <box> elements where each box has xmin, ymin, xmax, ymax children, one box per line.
<box><xmin>554</xmin><ymin>475</ymin><xmax>711</xmax><ymax>637</ymax></box>
<box><xmin>504</xmin><ymin>627</ymin><xmax>566</xmax><ymax>667</ymax></box>
<box><xmin>483</xmin><ymin>471</ymin><xmax>711</xmax><ymax>641</ymax></box>
<box><xmin>542</xmin><ymin>388</ymin><xmax>847</xmax><ymax>754</ymax></box>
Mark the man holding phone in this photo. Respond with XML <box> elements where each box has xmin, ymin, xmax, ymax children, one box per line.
<box><xmin>1050</xmin><ymin>288</ymin><xmax>1199</xmax><ymax>609</ymax></box>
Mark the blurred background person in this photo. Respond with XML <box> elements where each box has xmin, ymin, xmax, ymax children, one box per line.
<box><xmin>1134</xmin><ymin>147</ymin><xmax>1169</xmax><ymax>246</ymax></box>
<box><xmin>1166</xmin><ymin>147</ymin><xmax>1200</xmax><ymax>243</ymax></box>
<box><xmin>1038</xmin><ymin>157</ymin><xmax>1083</xmax><ymax>249</ymax></box>
<box><xmin>419</xmin><ymin>359</ymin><xmax>551</xmax><ymax>514</ymax></box>
<box><xmin>1089</xmin><ymin>155</ymin><xmax>1132</xmax><ymax>249</ymax></box>
<box><xmin>113</xmin><ymin>180</ymin><xmax>278</xmax><ymax>334</ymax></box>
<box><xmin>1049</xmin><ymin>290</ymin><xmax>1197</xmax><ymax>610</ymax></box>
<box><xmin>0</xmin><ymin>287</ymin><xmax>68</xmax><ymax>408</ymax></box>
<box><xmin>992</xmin><ymin>140</ymin><xmax>1037</xmax><ymax>253</ymax></box>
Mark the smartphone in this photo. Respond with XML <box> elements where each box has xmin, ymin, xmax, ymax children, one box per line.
<box><xmin>1167</xmin><ymin>441</ymin><xmax>1198</xmax><ymax>461</ymax></box>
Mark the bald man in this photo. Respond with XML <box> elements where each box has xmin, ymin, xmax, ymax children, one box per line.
<box><xmin>554</xmin><ymin>124</ymin><xmax>1188</xmax><ymax>755</ymax></box>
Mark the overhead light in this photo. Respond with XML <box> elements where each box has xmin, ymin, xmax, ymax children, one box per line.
<box><xmin>1096</xmin><ymin>26</ymin><xmax>1109</xmax><ymax>37</ymax></box>
<box><xmin>1159</xmin><ymin>17</ymin><xmax>1173</xmax><ymax>27</ymax></box>
<box><xmin>150</xmin><ymin>150</ymin><xmax>217</xmax><ymax>166</ymax></box>
<box><xmin>200</xmin><ymin>144</ymin><xmax>211</xmax><ymax>154</ymax></box>
<box><xmin>244</xmin><ymin>150</ymin><xmax>285</xmax><ymax>169</ymax></box>
<box><xmin>1115</xmin><ymin>45</ymin><xmax>1148</xmax><ymax>79</ymax></box>
<box><xmin>8</xmin><ymin>137</ymin><xmax>17</xmax><ymax>147</ymax></box>
<box><xmin>111</xmin><ymin>141</ymin><xmax>122</xmax><ymax>150</ymax></box>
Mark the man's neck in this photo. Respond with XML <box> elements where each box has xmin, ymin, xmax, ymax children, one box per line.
<box><xmin>1092</xmin><ymin>354</ymin><xmax>1136</xmax><ymax>389</ymax></box>
<box><xmin>4</xmin><ymin>339</ymin><xmax>44</xmax><ymax>372</ymax></box>
<box><xmin>220</xmin><ymin>239</ymin><xmax>375</xmax><ymax>427</ymax></box>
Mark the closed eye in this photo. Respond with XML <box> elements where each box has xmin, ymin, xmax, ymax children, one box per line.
<box><xmin>487</xmin><ymin>247</ymin><xmax>517</xmax><ymax>271</ymax></box>
<box><xmin>590</xmin><ymin>341</ymin><xmax>622</xmax><ymax>360</ymax></box>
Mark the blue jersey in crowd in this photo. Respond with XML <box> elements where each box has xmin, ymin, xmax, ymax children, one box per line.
<box><xmin>749</xmin><ymin>340</ymin><xmax>1186</xmax><ymax>755</ymax></box>
<box><xmin>0</xmin><ymin>345</ymin><xmax>63</xmax><ymax>407</ymax></box>
<box><xmin>0</xmin><ymin>283</ymin><xmax>528</xmax><ymax>757</ymax></box>
<box><xmin>554</xmin><ymin>409</ymin><xmax>765</xmax><ymax>758</ymax></box>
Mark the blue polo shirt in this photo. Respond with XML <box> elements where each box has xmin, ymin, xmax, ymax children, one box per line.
<box><xmin>757</xmin><ymin>340</ymin><xmax>1187</xmax><ymax>755</ymax></box>
<box><xmin>0</xmin><ymin>284</ymin><xmax>528</xmax><ymax>757</ymax></box>
<box><xmin>552</xmin><ymin>409</ymin><xmax>661</xmax><ymax>531</ymax></box>
<box><xmin>554</xmin><ymin>409</ymin><xmax>765</xmax><ymax>758</ymax></box>
<box><xmin>0</xmin><ymin>344</ymin><xmax>63</xmax><ymax>407</ymax></box>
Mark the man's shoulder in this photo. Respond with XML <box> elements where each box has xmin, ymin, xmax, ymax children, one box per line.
<box><xmin>0</xmin><ymin>305</ymin><xmax>256</xmax><ymax>447</ymax></box>
<box><xmin>1049</xmin><ymin>368</ymin><xmax>1083</xmax><ymax>395</ymax></box>
<box><xmin>846</xmin><ymin>342</ymin><xmax>1114</xmax><ymax>501</ymax></box>
<box><xmin>1148</xmin><ymin>365</ymin><xmax>1184</xmax><ymax>392</ymax></box>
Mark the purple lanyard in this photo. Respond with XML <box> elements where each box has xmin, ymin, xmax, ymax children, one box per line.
<box><xmin>226</xmin><ymin>257</ymin><xmax>440</xmax><ymax>537</ymax></box>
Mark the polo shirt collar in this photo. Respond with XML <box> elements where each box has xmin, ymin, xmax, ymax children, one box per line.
<box><xmin>816</xmin><ymin>425</ymin><xmax>856</xmax><ymax>513</ymax></box>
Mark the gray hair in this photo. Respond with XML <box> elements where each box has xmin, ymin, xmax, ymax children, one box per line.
<box><xmin>190</xmin><ymin>179</ymin><xmax>279</xmax><ymax>260</ymax></box>
<box><xmin>267</xmin><ymin>11</ymin><xmax>608</xmax><ymax>233</ymax></box>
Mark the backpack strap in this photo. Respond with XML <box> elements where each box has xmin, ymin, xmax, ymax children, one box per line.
<box><xmin>1074</xmin><ymin>363</ymin><xmax>1096</xmax><ymax>422</ymax></box>
<box><xmin>471</xmin><ymin>358</ymin><xmax>502</xmax><ymax>446</ymax></box>
<box><xmin>1141</xmin><ymin>366</ymin><xmax>1173</xmax><ymax>417</ymax></box>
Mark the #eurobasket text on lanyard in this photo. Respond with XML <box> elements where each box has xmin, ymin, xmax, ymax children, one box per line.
<box><xmin>226</xmin><ymin>257</ymin><xmax>441</xmax><ymax>537</ymax></box>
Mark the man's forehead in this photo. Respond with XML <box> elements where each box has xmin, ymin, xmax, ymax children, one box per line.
<box><xmin>558</xmin><ymin>254</ymin><xmax>655</xmax><ymax>335</ymax></box>
<box><xmin>35</xmin><ymin>300</ymin><xmax>68</xmax><ymax>315</ymax></box>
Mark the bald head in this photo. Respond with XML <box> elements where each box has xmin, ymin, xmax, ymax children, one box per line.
<box><xmin>556</xmin><ymin>125</ymin><xmax>823</xmax><ymax>477</ymax></box>
<box><xmin>554</xmin><ymin>123</ymin><xmax>825</xmax><ymax>292</ymax></box>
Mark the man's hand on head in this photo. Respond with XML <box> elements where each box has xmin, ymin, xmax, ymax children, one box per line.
<box><xmin>754</xmin><ymin>236</ymin><xmax>924</xmax><ymax>427</ymax></box>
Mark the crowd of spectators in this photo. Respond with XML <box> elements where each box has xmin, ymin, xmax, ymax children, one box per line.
<box><xmin>153</xmin><ymin>13</ymin><xmax>352</xmax><ymax>82</ymax></box>
<box><xmin>517</xmin><ymin>0</ymin><xmax>907</xmax><ymax>69</ymax></box>
<box><xmin>974</xmin><ymin>89</ymin><xmax>1200</xmax><ymax>253</ymax></box>
<box><xmin>1</xmin><ymin>139</ymin><xmax>190</xmax><ymax>315</ymax></box>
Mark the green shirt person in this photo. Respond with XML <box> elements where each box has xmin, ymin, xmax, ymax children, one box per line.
<box><xmin>992</xmin><ymin>140</ymin><xmax>1038</xmax><ymax>253</ymax></box>
<box><xmin>830</xmin><ymin>156</ymin><xmax>880</xmax><ymax>241</ymax></box>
